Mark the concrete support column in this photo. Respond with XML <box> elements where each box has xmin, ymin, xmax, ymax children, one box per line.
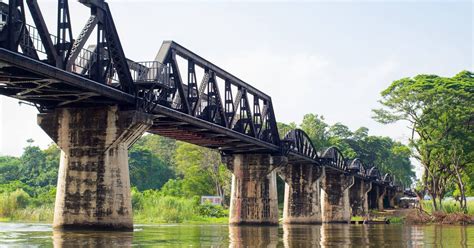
<box><xmin>377</xmin><ymin>186</ymin><xmax>387</xmax><ymax>211</ymax></box>
<box><xmin>279</xmin><ymin>164</ymin><xmax>323</xmax><ymax>224</ymax></box>
<box><xmin>38</xmin><ymin>106</ymin><xmax>153</xmax><ymax>231</ymax></box>
<box><xmin>320</xmin><ymin>168</ymin><xmax>354</xmax><ymax>223</ymax></box>
<box><xmin>349</xmin><ymin>179</ymin><xmax>372</xmax><ymax>216</ymax></box>
<box><xmin>222</xmin><ymin>154</ymin><xmax>287</xmax><ymax>225</ymax></box>
<box><xmin>387</xmin><ymin>188</ymin><xmax>398</xmax><ymax>208</ymax></box>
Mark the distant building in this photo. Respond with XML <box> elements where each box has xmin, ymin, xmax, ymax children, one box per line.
<box><xmin>201</xmin><ymin>196</ymin><xmax>222</xmax><ymax>205</ymax></box>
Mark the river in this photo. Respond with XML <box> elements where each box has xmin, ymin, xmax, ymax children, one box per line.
<box><xmin>0</xmin><ymin>222</ymin><xmax>472</xmax><ymax>247</ymax></box>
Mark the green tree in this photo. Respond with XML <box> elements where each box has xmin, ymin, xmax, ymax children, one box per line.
<box><xmin>129</xmin><ymin>145</ymin><xmax>174</xmax><ymax>191</ymax></box>
<box><xmin>174</xmin><ymin>142</ymin><xmax>231</xmax><ymax>200</ymax></box>
<box><xmin>134</xmin><ymin>134</ymin><xmax>177</xmax><ymax>168</ymax></box>
<box><xmin>20</xmin><ymin>140</ymin><xmax>47</xmax><ymax>187</ymax></box>
<box><xmin>300</xmin><ymin>114</ymin><xmax>330</xmax><ymax>150</ymax></box>
<box><xmin>0</xmin><ymin>156</ymin><xmax>21</xmax><ymax>183</ymax></box>
<box><xmin>374</xmin><ymin>71</ymin><xmax>474</xmax><ymax>211</ymax></box>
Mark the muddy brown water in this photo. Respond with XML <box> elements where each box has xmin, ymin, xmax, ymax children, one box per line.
<box><xmin>0</xmin><ymin>222</ymin><xmax>472</xmax><ymax>247</ymax></box>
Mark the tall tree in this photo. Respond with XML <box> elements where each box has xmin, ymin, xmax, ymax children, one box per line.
<box><xmin>300</xmin><ymin>114</ymin><xmax>330</xmax><ymax>150</ymax></box>
<box><xmin>129</xmin><ymin>144</ymin><xmax>175</xmax><ymax>191</ymax></box>
<box><xmin>374</xmin><ymin>71</ymin><xmax>474</xmax><ymax>211</ymax></box>
<box><xmin>174</xmin><ymin>142</ymin><xmax>231</xmax><ymax>199</ymax></box>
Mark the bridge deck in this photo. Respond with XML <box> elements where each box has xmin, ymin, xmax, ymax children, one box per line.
<box><xmin>0</xmin><ymin>48</ymin><xmax>135</xmax><ymax>108</ymax></box>
<box><xmin>0</xmin><ymin>48</ymin><xmax>281</xmax><ymax>154</ymax></box>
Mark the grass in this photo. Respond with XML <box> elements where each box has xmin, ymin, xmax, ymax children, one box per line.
<box><xmin>0</xmin><ymin>188</ymin><xmax>229</xmax><ymax>224</ymax></box>
<box><xmin>351</xmin><ymin>216</ymin><xmax>364</xmax><ymax>221</ymax></box>
<box><xmin>389</xmin><ymin>217</ymin><xmax>404</xmax><ymax>224</ymax></box>
<box><xmin>421</xmin><ymin>199</ymin><xmax>474</xmax><ymax>215</ymax></box>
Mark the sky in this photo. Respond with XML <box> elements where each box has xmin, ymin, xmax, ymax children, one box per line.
<box><xmin>0</xmin><ymin>0</ymin><xmax>472</xmax><ymax>179</ymax></box>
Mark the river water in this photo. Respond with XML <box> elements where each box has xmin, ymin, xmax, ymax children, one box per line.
<box><xmin>0</xmin><ymin>222</ymin><xmax>472</xmax><ymax>247</ymax></box>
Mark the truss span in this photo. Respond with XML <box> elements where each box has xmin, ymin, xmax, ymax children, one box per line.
<box><xmin>0</xmin><ymin>0</ymin><xmax>401</xmax><ymax>189</ymax></box>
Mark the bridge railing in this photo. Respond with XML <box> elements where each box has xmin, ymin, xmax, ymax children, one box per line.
<box><xmin>129</xmin><ymin>61</ymin><xmax>170</xmax><ymax>87</ymax></box>
<box><xmin>1</xmin><ymin>11</ymin><xmax>171</xmax><ymax>89</ymax></box>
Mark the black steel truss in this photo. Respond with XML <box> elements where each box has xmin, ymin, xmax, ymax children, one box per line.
<box><xmin>0</xmin><ymin>0</ymin><xmax>397</xmax><ymax>187</ymax></box>
<box><xmin>155</xmin><ymin>41</ymin><xmax>281</xmax><ymax>147</ymax></box>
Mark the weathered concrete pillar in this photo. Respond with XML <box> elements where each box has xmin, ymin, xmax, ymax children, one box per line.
<box><xmin>38</xmin><ymin>106</ymin><xmax>153</xmax><ymax>231</ymax></box>
<box><xmin>349</xmin><ymin>179</ymin><xmax>372</xmax><ymax>216</ymax></box>
<box><xmin>279</xmin><ymin>164</ymin><xmax>323</xmax><ymax>224</ymax></box>
<box><xmin>377</xmin><ymin>186</ymin><xmax>387</xmax><ymax>211</ymax></box>
<box><xmin>386</xmin><ymin>188</ymin><xmax>398</xmax><ymax>208</ymax></box>
<box><xmin>320</xmin><ymin>168</ymin><xmax>354</xmax><ymax>223</ymax></box>
<box><xmin>222</xmin><ymin>154</ymin><xmax>287</xmax><ymax>225</ymax></box>
<box><xmin>367</xmin><ymin>185</ymin><xmax>378</xmax><ymax>210</ymax></box>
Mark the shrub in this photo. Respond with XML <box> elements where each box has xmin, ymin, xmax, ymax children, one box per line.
<box><xmin>0</xmin><ymin>189</ymin><xmax>31</xmax><ymax>217</ymax></box>
<box><xmin>131</xmin><ymin>187</ymin><xmax>144</xmax><ymax>210</ymax></box>
<box><xmin>134</xmin><ymin>191</ymin><xmax>197</xmax><ymax>223</ymax></box>
<box><xmin>197</xmin><ymin>203</ymin><xmax>227</xmax><ymax>218</ymax></box>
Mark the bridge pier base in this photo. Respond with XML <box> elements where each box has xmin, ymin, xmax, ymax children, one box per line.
<box><xmin>378</xmin><ymin>186</ymin><xmax>387</xmax><ymax>211</ymax></box>
<box><xmin>368</xmin><ymin>185</ymin><xmax>388</xmax><ymax>211</ymax></box>
<box><xmin>279</xmin><ymin>164</ymin><xmax>323</xmax><ymax>224</ymax></box>
<box><xmin>222</xmin><ymin>154</ymin><xmax>287</xmax><ymax>225</ymax></box>
<box><xmin>349</xmin><ymin>179</ymin><xmax>372</xmax><ymax>216</ymax></box>
<box><xmin>386</xmin><ymin>188</ymin><xmax>398</xmax><ymax>208</ymax></box>
<box><xmin>320</xmin><ymin>168</ymin><xmax>354</xmax><ymax>223</ymax></box>
<box><xmin>38</xmin><ymin>106</ymin><xmax>153</xmax><ymax>231</ymax></box>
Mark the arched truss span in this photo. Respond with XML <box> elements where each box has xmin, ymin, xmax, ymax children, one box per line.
<box><xmin>367</xmin><ymin>166</ymin><xmax>381</xmax><ymax>181</ymax></box>
<box><xmin>347</xmin><ymin>158</ymin><xmax>366</xmax><ymax>176</ymax></box>
<box><xmin>283</xmin><ymin>129</ymin><xmax>318</xmax><ymax>160</ymax></box>
<box><xmin>383</xmin><ymin>173</ymin><xmax>394</xmax><ymax>186</ymax></box>
<box><xmin>320</xmin><ymin>146</ymin><xmax>346</xmax><ymax>170</ymax></box>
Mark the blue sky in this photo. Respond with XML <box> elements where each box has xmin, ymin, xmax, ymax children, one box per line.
<box><xmin>0</xmin><ymin>0</ymin><xmax>472</xmax><ymax>178</ymax></box>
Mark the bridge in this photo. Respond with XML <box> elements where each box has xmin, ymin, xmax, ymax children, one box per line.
<box><xmin>0</xmin><ymin>0</ymin><xmax>405</xmax><ymax>231</ymax></box>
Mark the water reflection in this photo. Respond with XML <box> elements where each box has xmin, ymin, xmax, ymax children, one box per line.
<box><xmin>229</xmin><ymin>225</ymin><xmax>279</xmax><ymax>247</ymax></box>
<box><xmin>283</xmin><ymin>224</ymin><xmax>320</xmax><ymax>247</ymax></box>
<box><xmin>0</xmin><ymin>222</ymin><xmax>472</xmax><ymax>247</ymax></box>
<box><xmin>52</xmin><ymin>230</ymin><xmax>133</xmax><ymax>248</ymax></box>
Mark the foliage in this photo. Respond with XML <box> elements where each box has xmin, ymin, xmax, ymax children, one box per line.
<box><xmin>374</xmin><ymin>70</ymin><xmax>474</xmax><ymax>211</ymax></box>
<box><xmin>196</xmin><ymin>203</ymin><xmax>227</xmax><ymax>218</ymax></box>
<box><xmin>0</xmin><ymin>189</ymin><xmax>31</xmax><ymax>217</ymax></box>
<box><xmin>129</xmin><ymin>145</ymin><xmax>174</xmax><ymax>191</ymax></box>
<box><xmin>300</xmin><ymin>114</ymin><xmax>331</xmax><ymax>149</ymax></box>
<box><xmin>278</xmin><ymin>116</ymin><xmax>415</xmax><ymax>186</ymax></box>
<box><xmin>20</xmin><ymin>142</ymin><xmax>59</xmax><ymax>187</ymax></box>
<box><xmin>174</xmin><ymin>142</ymin><xmax>231</xmax><ymax>200</ymax></box>
<box><xmin>421</xmin><ymin>200</ymin><xmax>474</xmax><ymax>215</ymax></box>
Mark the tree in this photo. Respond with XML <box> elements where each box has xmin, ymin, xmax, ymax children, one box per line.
<box><xmin>134</xmin><ymin>134</ymin><xmax>177</xmax><ymax>169</ymax></box>
<box><xmin>129</xmin><ymin>145</ymin><xmax>175</xmax><ymax>191</ymax></box>
<box><xmin>279</xmin><ymin>116</ymin><xmax>415</xmax><ymax>186</ymax></box>
<box><xmin>174</xmin><ymin>142</ymin><xmax>231</xmax><ymax>200</ymax></box>
<box><xmin>374</xmin><ymin>71</ymin><xmax>474</xmax><ymax>211</ymax></box>
<box><xmin>300</xmin><ymin>114</ymin><xmax>330</xmax><ymax>150</ymax></box>
<box><xmin>0</xmin><ymin>156</ymin><xmax>21</xmax><ymax>183</ymax></box>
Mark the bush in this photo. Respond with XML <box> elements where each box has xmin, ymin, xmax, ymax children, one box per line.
<box><xmin>197</xmin><ymin>203</ymin><xmax>227</xmax><ymax>218</ymax></box>
<box><xmin>0</xmin><ymin>189</ymin><xmax>31</xmax><ymax>217</ymax></box>
<box><xmin>134</xmin><ymin>191</ymin><xmax>197</xmax><ymax>223</ymax></box>
<box><xmin>131</xmin><ymin>187</ymin><xmax>144</xmax><ymax>210</ymax></box>
<box><xmin>160</xmin><ymin>179</ymin><xmax>185</xmax><ymax>197</ymax></box>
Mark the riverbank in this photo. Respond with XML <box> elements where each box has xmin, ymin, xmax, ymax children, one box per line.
<box><xmin>0</xmin><ymin>188</ymin><xmax>230</xmax><ymax>224</ymax></box>
<box><xmin>361</xmin><ymin>208</ymin><xmax>474</xmax><ymax>225</ymax></box>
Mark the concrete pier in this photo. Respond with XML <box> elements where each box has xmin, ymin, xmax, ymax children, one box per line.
<box><xmin>377</xmin><ymin>186</ymin><xmax>387</xmax><ymax>211</ymax></box>
<box><xmin>279</xmin><ymin>164</ymin><xmax>323</xmax><ymax>224</ymax></box>
<box><xmin>223</xmin><ymin>154</ymin><xmax>287</xmax><ymax>225</ymax></box>
<box><xmin>38</xmin><ymin>106</ymin><xmax>153</xmax><ymax>231</ymax></box>
<box><xmin>349</xmin><ymin>179</ymin><xmax>372</xmax><ymax>216</ymax></box>
<box><xmin>368</xmin><ymin>185</ymin><xmax>387</xmax><ymax>211</ymax></box>
<box><xmin>386</xmin><ymin>188</ymin><xmax>398</xmax><ymax>208</ymax></box>
<box><xmin>320</xmin><ymin>168</ymin><xmax>354</xmax><ymax>223</ymax></box>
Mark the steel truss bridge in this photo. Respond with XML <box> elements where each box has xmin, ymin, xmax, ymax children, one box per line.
<box><xmin>0</xmin><ymin>0</ymin><xmax>401</xmax><ymax>190</ymax></box>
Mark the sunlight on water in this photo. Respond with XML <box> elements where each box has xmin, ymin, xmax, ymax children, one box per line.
<box><xmin>0</xmin><ymin>223</ymin><xmax>472</xmax><ymax>247</ymax></box>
